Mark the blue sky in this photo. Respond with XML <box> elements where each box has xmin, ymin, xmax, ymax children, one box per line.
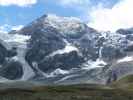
<box><xmin>1</xmin><ymin>0</ymin><xmax>133</xmax><ymax>32</ymax></box>
<box><xmin>0</xmin><ymin>0</ymin><xmax>118</xmax><ymax>26</ymax></box>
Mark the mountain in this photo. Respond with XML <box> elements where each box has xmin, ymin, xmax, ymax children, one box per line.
<box><xmin>0</xmin><ymin>14</ymin><xmax>133</xmax><ymax>85</ymax></box>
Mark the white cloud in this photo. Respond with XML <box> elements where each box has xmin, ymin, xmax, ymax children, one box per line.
<box><xmin>0</xmin><ymin>24</ymin><xmax>23</xmax><ymax>33</ymax></box>
<box><xmin>59</xmin><ymin>0</ymin><xmax>90</xmax><ymax>8</ymax></box>
<box><xmin>0</xmin><ymin>0</ymin><xmax>37</xmax><ymax>7</ymax></box>
<box><xmin>88</xmin><ymin>0</ymin><xmax>133</xmax><ymax>32</ymax></box>
<box><xmin>12</xmin><ymin>25</ymin><xmax>24</xmax><ymax>31</ymax></box>
<box><xmin>0</xmin><ymin>24</ymin><xmax>10</xmax><ymax>33</ymax></box>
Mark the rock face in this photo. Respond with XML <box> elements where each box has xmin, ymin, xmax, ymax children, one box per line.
<box><xmin>0</xmin><ymin>14</ymin><xmax>133</xmax><ymax>84</ymax></box>
<box><xmin>0</xmin><ymin>61</ymin><xmax>23</xmax><ymax>80</ymax></box>
<box><xmin>0</xmin><ymin>42</ymin><xmax>23</xmax><ymax>80</ymax></box>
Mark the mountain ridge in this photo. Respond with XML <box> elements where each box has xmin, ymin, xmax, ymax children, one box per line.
<box><xmin>0</xmin><ymin>14</ymin><xmax>133</xmax><ymax>85</ymax></box>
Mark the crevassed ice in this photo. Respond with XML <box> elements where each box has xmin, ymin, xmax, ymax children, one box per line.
<box><xmin>4</xmin><ymin>34</ymin><xmax>31</xmax><ymax>44</ymax></box>
<box><xmin>117</xmin><ymin>56</ymin><xmax>133</xmax><ymax>63</ymax></box>
<box><xmin>82</xmin><ymin>59</ymin><xmax>107</xmax><ymax>70</ymax></box>
<box><xmin>0</xmin><ymin>32</ymin><xmax>30</xmax><ymax>44</ymax></box>
<box><xmin>0</xmin><ymin>32</ymin><xmax>34</xmax><ymax>80</ymax></box>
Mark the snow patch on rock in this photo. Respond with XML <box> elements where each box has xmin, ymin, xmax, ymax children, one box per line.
<box><xmin>46</xmin><ymin>68</ymin><xmax>70</xmax><ymax>78</ymax></box>
<box><xmin>82</xmin><ymin>59</ymin><xmax>107</xmax><ymax>70</ymax></box>
<box><xmin>45</xmin><ymin>14</ymin><xmax>85</xmax><ymax>35</ymax></box>
<box><xmin>49</xmin><ymin>39</ymin><xmax>79</xmax><ymax>57</ymax></box>
<box><xmin>117</xmin><ymin>56</ymin><xmax>133</xmax><ymax>63</ymax></box>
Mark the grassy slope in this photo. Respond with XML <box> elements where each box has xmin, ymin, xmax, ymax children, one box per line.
<box><xmin>0</xmin><ymin>84</ymin><xmax>132</xmax><ymax>100</ymax></box>
<box><xmin>111</xmin><ymin>74</ymin><xmax>133</xmax><ymax>90</ymax></box>
<box><xmin>0</xmin><ymin>75</ymin><xmax>133</xmax><ymax>100</ymax></box>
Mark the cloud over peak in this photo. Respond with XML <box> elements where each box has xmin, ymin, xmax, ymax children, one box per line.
<box><xmin>0</xmin><ymin>24</ymin><xmax>23</xmax><ymax>33</ymax></box>
<box><xmin>88</xmin><ymin>0</ymin><xmax>133</xmax><ymax>32</ymax></box>
<box><xmin>0</xmin><ymin>0</ymin><xmax>37</xmax><ymax>7</ymax></box>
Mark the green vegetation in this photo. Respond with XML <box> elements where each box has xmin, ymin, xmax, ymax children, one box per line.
<box><xmin>0</xmin><ymin>75</ymin><xmax>133</xmax><ymax>100</ymax></box>
<box><xmin>0</xmin><ymin>83</ymin><xmax>132</xmax><ymax>100</ymax></box>
<box><xmin>112</xmin><ymin>74</ymin><xmax>133</xmax><ymax>84</ymax></box>
<box><xmin>111</xmin><ymin>74</ymin><xmax>133</xmax><ymax>90</ymax></box>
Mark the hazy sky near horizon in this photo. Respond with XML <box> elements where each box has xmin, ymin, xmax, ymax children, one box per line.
<box><xmin>0</xmin><ymin>0</ymin><xmax>133</xmax><ymax>32</ymax></box>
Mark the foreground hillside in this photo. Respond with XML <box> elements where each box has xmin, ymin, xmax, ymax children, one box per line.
<box><xmin>0</xmin><ymin>80</ymin><xmax>133</xmax><ymax>100</ymax></box>
<box><xmin>111</xmin><ymin>74</ymin><xmax>133</xmax><ymax>90</ymax></box>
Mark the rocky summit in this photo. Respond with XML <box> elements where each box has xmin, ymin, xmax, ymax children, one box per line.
<box><xmin>0</xmin><ymin>14</ymin><xmax>133</xmax><ymax>85</ymax></box>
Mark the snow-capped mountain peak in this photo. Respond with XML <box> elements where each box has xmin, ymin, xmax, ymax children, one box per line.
<box><xmin>0</xmin><ymin>14</ymin><xmax>133</xmax><ymax>85</ymax></box>
<box><xmin>44</xmin><ymin>14</ymin><xmax>87</xmax><ymax>35</ymax></box>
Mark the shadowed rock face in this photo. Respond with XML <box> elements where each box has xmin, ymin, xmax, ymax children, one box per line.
<box><xmin>0</xmin><ymin>43</ymin><xmax>8</xmax><ymax>64</ymax></box>
<box><xmin>0</xmin><ymin>42</ymin><xmax>22</xmax><ymax>80</ymax></box>
<box><xmin>0</xmin><ymin>61</ymin><xmax>23</xmax><ymax>80</ymax></box>
<box><xmin>0</xmin><ymin>14</ymin><xmax>133</xmax><ymax>84</ymax></box>
<box><xmin>25</xmin><ymin>26</ymin><xmax>66</xmax><ymax>75</ymax></box>
<box><xmin>38</xmin><ymin>51</ymin><xmax>84</xmax><ymax>72</ymax></box>
<box><xmin>116</xmin><ymin>28</ymin><xmax>133</xmax><ymax>35</ymax></box>
<box><xmin>25</xmin><ymin>26</ymin><xmax>65</xmax><ymax>62</ymax></box>
<box><xmin>0</xmin><ymin>43</ymin><xmax>18</xmax><ymax>64</ymax></box>
<box><xmin>0</xmin><ymin>30</ymin><xmax>29</xmax><ymax>80</ymax></box>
